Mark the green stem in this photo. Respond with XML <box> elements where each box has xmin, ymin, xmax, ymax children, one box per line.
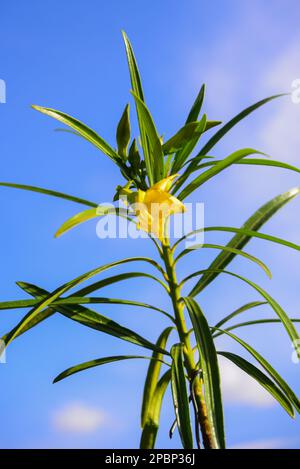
<box><xmin>161</xmin><ymin>240</ymin><xmax>215</xmax><ymax>449</ymax></box>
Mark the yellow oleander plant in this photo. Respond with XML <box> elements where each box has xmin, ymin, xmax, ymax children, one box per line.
<box><xmin>1</xmin><ymin>32</ymin><xmax>300</xmax><ymax>449</ymax></box>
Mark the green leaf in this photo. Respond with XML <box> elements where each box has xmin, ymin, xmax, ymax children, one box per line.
<box><xmin>122</xmin><ymin>31</ymin><xmax>153</xmax><ymax>185</ymax></box>
<box><xmin>131</xmin><ymin>91</ymin><xmax>164</xmax><ymax>182</ymax></box>
<box><xmin>171</xmin><ymin>115</ymin><xmax>207</xmax><ymax>174</ymax></box>
<box><xmin>204</xmin><ymin>121</ymin><xmax>222</xmax><ymax>132</ymax></box>
<box><xmin>0</xmin><ymin>296</ymin><xmax>170</xmax><ymax>313</ymax></box>
<box><xmin>140</xmin><ymin>370</ymin><xmax>171</xmax><ymax>449</ymax></box>
<box><xmin>214</xmin><ymin>301</ymin><xmax>267</xmax><ymax>329</ymax></box>
<box><xmin>214</xmin><ymin>328</ymin><xmax>300</xmax><ymax>413</ymax></box>
<box><xmin>0</xmin><ymin>182</ymin><xmax>98</xmax><ymax>208</ymax></box>
<box><xmin>11</xmin><ymin>276</ymin><xmax>168</xmax><ymax>338</ymax></box>
<box><xmin>0</xmin><ymin>298</ymin><xmax>42</xmax><ymax>310</ymax></box>
<box><xmin>175</xmin><ymin>243</ymin><xmax>271</xmax><ymax>279</ymax></box>
<box><xmin>175</xmin><ymin>226</ymin><xmax>300</xmax><ymax>257</ymax></box>
<box><xmin>54</xmin><ymin>355</ymin><xmax>157</xmax><ymax>383</ymax></box>
<box><xmin>128</xmin><ymin>138</ymin><xmax>141</xmax><ymax>174</ymax></box>
<box><xmin>162</xmin><ymin>119</ymin><xmax>207</xmax><ymax>155</ymax></box>
<box><xmin>116</xmin><ymin>104</ymin><xmax>131</xmax><ymax>159</ymax></box>
<box><xmin>2</xmin><ymin>257</ymin><xmax>166</xmax><ymax>349</ymax></box>
<box><xmin>213</xmin><ymin>318</ymin><xmax>300</xmax><ymax>338</ymax></box>
<box><xmin>236</xmin><ymin>158</ymin><xmax>300</xmax><ymax>173</ymax></box>
<box><xmin>1</xmin><ymin>296</ymin><xmax>164</xmax><ymax>312</ymax></box>
<box><xmin>185</xmin><ymin>84</ymin><xmax>206</xmax><ymax>124</ymax></box>
<box><xmin>218</xmin><ymin>351</ymin><xmax>295</xmax><ymax>417</ymax></box>
<box><xmin>16</xmin><ymin>270</ymin><xmax>168</xmax><ymax>302</ymax></box>
<box><xmin>170</xmin><ymin>344</ymin><xmax>194</xmax><ymax>449</ymax></box>
<box><xmin>32</xmin><ymin>105</ymin><xmax>124</xmax><ymax>168</ymax></box>
<box><xmin>141</xmin><ymin>327</ymin><xmax>173</xmax><ymax>429</ymax></box>
<box><xmin>122</xmin><ymin>31</ymin><xmax>145</xmax><ymax>101</ymax></box>
<box><xmin>177</xmin><ymin>156</ymin><xmax>300</xmax><ymax>188</ymax></box>
<box><xmin>0</xmin><ymin>294</ymin><xmax>173</xmax><ymax>320</ymax></box>
<box><xmin>195</xmin><ymin>158</ymin><xmax>300</xmax><ymax>175</ymax></box>
<box><xmin>1</xmin><ymin>287</ymin><xmax>54</xmax><ymax>344</ymax></box>
<box><xmin>197</xmin><ymin>93</ymin><xmax>286</xmax><ymax>156</ymax></box>
<box><xmin>54</xmin><ymin>206</ymin><xmax>130</xmax><ymax>238</ymax></box>
<box><xmin>6</xmin><ymin>282</ymin><xmax>169</xmax><ymax>355</ymax></box>
<box><xmin>6</xmin><ymin>295</ymin><xmax>170</xmax><ymax>319</ymax></box>
<box><xmin>177</xmin><ymin>148</ymin><xmax>262</xmax><ymax>200</ymax></box>
<box><xmin>186</xmin><ymin>269</ymin><xmax>300</xmax><ymax>359</ymax></box>
<box><xmin>183</xmin><ymin>297</ymin><xmax>225</xmax><ymax>449</ymax></box>
<box><xmin>188</xmin><ymin>187</ymin><xmax>300</xmax><ymax>293</ymax></box>
<box><xmin>170</xmin><ymin>84</ymin><xmax>207</xmax><ymax>174</ymax></box>
<box><xmin>74</xmin><ymin>272</ymin><xmax>168</xmax><ymax>296</ymax></box>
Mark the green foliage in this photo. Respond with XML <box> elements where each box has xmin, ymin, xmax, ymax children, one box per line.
<box><xmin>183</xmin><ymin>298</ymin><xmax>225</xmax><ymax>449</ymax></box>
<box><xmin>0</xmin><ymin>32</ymin><xmax>299</xmax><ymax>450</ymax></box>
<box><xmin>170</xmin><ymin>344</ymin><xmax>194</xmax><ymax>449</ymax></box>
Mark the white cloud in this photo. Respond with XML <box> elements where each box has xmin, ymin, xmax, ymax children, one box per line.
<box><xmin>231</xmin><ymin>437</ymin><xmax>295</xmax><ymax>449</ymax></box>
<box><xmin>52</xmin><ymin>402</ymin><xmax>107</xmax><ymax>434</ymax></box>
<box><xmin>259</xmin><ymin>37</ymin><xmax>300</xmax><ymax>163</ymax></box>
<box><xmin>219</xmin><ymin>356</ymin><xmax>275</xmax><ymax>407</ymax></box>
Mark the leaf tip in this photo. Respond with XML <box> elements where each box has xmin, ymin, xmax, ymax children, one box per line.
<box><xmin>31</xmin><ymin>104</ymin><xmax>42</xmax><ymax>111</ymax></box>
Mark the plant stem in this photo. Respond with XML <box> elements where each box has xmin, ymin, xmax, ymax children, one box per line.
<box><xmin>161</xmin><ymin>241</ymin><xmax>215</xmax><ymax>449</ymax></box>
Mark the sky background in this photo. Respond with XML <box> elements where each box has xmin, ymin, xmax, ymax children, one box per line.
<box><xmin>0</xmin><ymin>0</ymin><xmax>300</xmax><ymax>449</ymax></box>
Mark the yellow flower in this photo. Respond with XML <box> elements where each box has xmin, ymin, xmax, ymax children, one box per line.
<box><xmin>132</xmin><ymin>175</ymin><xmax>186</xmax><ymax>241</ymax></box>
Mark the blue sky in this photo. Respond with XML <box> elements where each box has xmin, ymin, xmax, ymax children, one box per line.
<box><xmin>0</xmin><ymin>0</ymin><xmax>300</xmax><ymax>449</ymax></box>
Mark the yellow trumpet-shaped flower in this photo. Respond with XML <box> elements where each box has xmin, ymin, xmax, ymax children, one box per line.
<box><xmin>132</xmin><ymin>175</ymin><xmax>186</xmax><ymax>241</ymax></box>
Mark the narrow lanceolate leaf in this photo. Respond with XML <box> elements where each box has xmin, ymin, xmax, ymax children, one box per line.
<box><xmin>54</xmin><ymin>206</ymin><xmax>130</xmax><ymax>238</ymax></box>
<box><xmin>54</xmin><ymin>355</ymin><xmax>154</xmax><ymax>383</ymax></box>
<box><xmin>175</xmin><ymin>243</ymin><xmax>271</xmax><ymax>279</ymax></box>
<box><xmin>196</xmin><ymin>93</ymin><xmax>286</xmax><ymax>156</ymax></box>
<box><xmin>187</xmin><ymin>269</ymin><xmax>300</xmax><ymax>359</ymax></box>
<box><xmin>32</xmin><ymin>105</ymin><xmax>124</xmax><ymax>167</ymax></box>
<box><xmin>218</xmin><ymin>352</ymin><xmax>295</xmax><ymax>417</ymax></box>
<box><xmin>214</xmin><ymin>301</ymin><xmax>267</xmax><ymax>329</ymax></box>
<box><xmin>79</xmin><ymin>275</ymin><xmax>166</xmax><ymax>297</ymax></box>
<box><xmin>171</xmin><ymin>115</ymin><xmax>207</xmax><ymax>174</ymax></box>
<box><xmin>183</xmin><ymin>298</ymin><xmax>225</xmax><ymax>449</ymax></box>
<box><xmin>185</xmin><ymin>84</ymin><xmax>206</xmax><ymax>124</ymax></box>
<box><xmin>2</xmin><ymin>283</ymin><xmax>54</xmax><ymax>344</ymax></box>
<box><xmin>204</xmin><ymin>121</ymin><xmax>222</xmax><ymax>132</ymax></box>
<box><xmin>116</xmin><ymin>104</ymin><xmax>131</xmax><ymax>159</ymax></box>
<box><xmin>177</xmin><ymin>148</ymin><xmax>262</xmax><ymax>200</ymax></box>
<box><xmin>0</xmin><ymin>295</ymin><xmax>171</xmax><ymax>316</ymax></box>
<box><xmin>213</xmin><ymin>318</ymin><xmax>300</xmax><ymax>338</ymax></box>
<box><xmin>0</xmin><ymin>182</ymin><xmax>98</xmax><ymax>208</ymax></box>
<box><xmin>140</xmin><ymin>370</ymin><xmax>171</xmax><ymax>449</ymax></box>
<box><xmin>214</xmin><ymin>328</ymin><xmax>300</xmax><ymax>414</ymax></box>
<box><xmin>140</xmin><ymin>328</ymin><xmax>173</xmax><ymax>449</ymax></box>
<box><xmin>141</xmin><ymin>327</ymin><xmax>173</xmax><ymax>429</ymax></box>
<box><xmin>175</xmin><ymin>226</ymin><xmax>300</xmax><ymax>257</ymax></box>
<box><xmin>131</xmin><ymin>92</ymin><xmax>164</xmax><ymax>182</ymax></box>
<box><xmin>122</xmin><ymin>31</ymin><xmax>153</xmax><ymax>184</ymax></box>
<box><xmin>195</xmin><ymin>158</ymin><xmax>300</xmax><ymax>175</ymax></box>
<box><xmin>5</xmin><ymin>282</ymin><xmax>168</xmax><ymax>355</ymax></box>
<box><xmin>162</xmin><ymin>120</ymin><xmax>207</xmax><ymax>155</ymax></box>
<box><xmin>170</xmin><ymin>84</ymin><xmax>206</xmax><ymax>175</ymax></box>
<box><xmin>171</xmin><ymin>344</ymin><xmax>194</xmax><ymax>449</ymax></box>
<box><xmin>3</xmin><ymin>295</ymin><xmax>170</xmax><ymax>318</ymax></box>
<box><xmin>190</xmin><ymin>187</ymin><xmax>300</xmax><ymax>293</ymax></box>
<box><xmin>2</xmin><ymin>257</ymin><xmax>167</xmax><ymax>351</ymax></box>
<box><xmin>10</xmin><ymin>270</ymin><xmax>171</xmax><ymax>341</ymax></box>
<box><xmin>73</xmin><ymin>272</ymin><xmax>168</xmax><ymax>296</ymax></box>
